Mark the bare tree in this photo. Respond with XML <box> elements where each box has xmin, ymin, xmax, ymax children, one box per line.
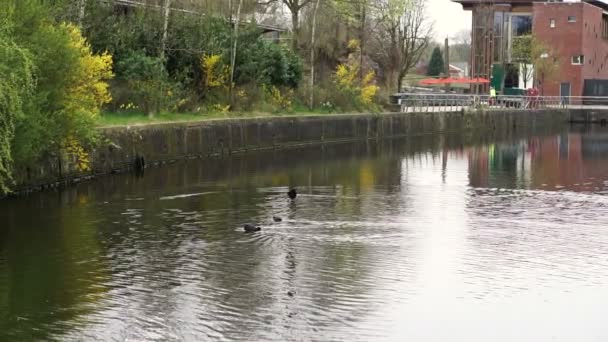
<box><xmin>450</xmin><ymin>29</ymin><xmax>471</xmax><ymax>64</ymax></box>
<box><xmin>331</xmin><ymin>0</ymin><xmax>372</xmax><ymax>81</ymax></box>
<box><xmin>372</xmin><ymin>0</ymin><xmax>432</xmax><ymax>92</ymax></box>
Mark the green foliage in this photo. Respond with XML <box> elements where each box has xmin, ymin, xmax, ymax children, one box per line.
<box><xmin>427</xmin><ymin>47</ymin><xmax>445</xmax><ymax>77</ymax></box>
<box><xmin>0</xmin><ymin>0</ymin><xmax>112</xmax><ymax>194</ymax></box>
<box><xmin>0</xmin><ymin>25</ymin><xmax>34</xmax><ymax>195</ymax></box>
<box><xmin>116</xmin><ymin>50</ymin><xmax>165</xmax><ymax>80</ymax></box>
<box><xmin>236</xmin><ymin>40</ymin><xmax>303</xmax><ymax>88</ymax></box>
<box><xmin>512</xmin><ymin>35</ymin><xmax>532</xmax><ymax>64</ymax></box>
<box><xmin>531</xmin><ymin>36</ymin><xmax>561</xmax><ymax>87</ymax></box>
<box><xmin>12</xmin><ymin>19</ymin><xmax>112</xmax><ymax>164</ymax></box>
<box><xmin>82</xmin><ymin>6</ymin><xmax>302</xmax><ymax>113</ymax></box>
<box><xmin>511</xmin><ymin>35</ymin><xmax>533</xmax><ymax>87</ymax></box>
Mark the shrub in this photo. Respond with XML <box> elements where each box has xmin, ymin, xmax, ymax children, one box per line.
<box><xmin>0</xmin><ymin>28</ymin><xmax>34</xmax><ymax>194</ymax></box>
<box><xmin>333</xmin><ymin>62</ymin><xmax>379</xmax><ymax>110</ymax></box>
<box><xmin>115</xmin><ymin>50</ymin><xmax>167</xmax><ymax>115</ymax></box>
<box><xmin>236</xmin><ymin>40</ymin><xmax>302</xmax><ymax>89</ymax></box>
<box><xmin>4</xmin><ymin>2</ymin><xmax>113</xmax><ymax>189</ymax></box>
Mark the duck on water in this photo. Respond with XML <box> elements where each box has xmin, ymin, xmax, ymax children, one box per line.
<box><xmin>243</xmin><ymin>224</ymin><xmax>261</xmax><ymax>233</ymax></box>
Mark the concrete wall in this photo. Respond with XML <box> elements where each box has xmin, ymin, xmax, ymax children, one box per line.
<box><xmin>12</xmin><ymin>110</ymin><xmax>572</xmax><ymax>194</ymax></box>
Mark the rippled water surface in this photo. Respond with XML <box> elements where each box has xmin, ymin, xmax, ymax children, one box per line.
<box><xmin>2</xmin><ymin>128</ymin><xmax>608</xmax><ymax>341</ymax></box>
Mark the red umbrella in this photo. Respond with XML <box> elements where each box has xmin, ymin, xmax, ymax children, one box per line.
<box><xmin>419</xmin><ymin>78</ymin><xmax>444</xmax><ymax>85</ymax></box>
<box><xmin>419</xmin><ymin>77</ymin><xmax>490</xmax><ymax>85</ymax></box>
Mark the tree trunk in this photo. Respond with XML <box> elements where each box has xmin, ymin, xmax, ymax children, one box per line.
<box><xmin>230</xmin><ymin>0</ymin><xmax>244</xmax><ymax>108</ymax></box>
<box><xmin>77</xmin><ymin>0</ymin><xmax>86</xmax><ymax>27</ymax></box>
<box><xmin>398</xmin><ymin>71</ymin><xmax>406</xmax><ymax>95</ymax></box>
<box><xmin>309</xmin><ymin>0</ymin><xmax>321</xmax><ymax>109</ymax></box>
<box><xmin>291</xmin><ymin>9</ymin><xmax>299</xmax><ymax>52</ymax></box>
<box><xmin>359</xmin><ymin>3</ymin><xmax>366</xmax><ymax>82</ymax></box>
<box><xmin>160</xmin><ymin>0</ymin><xmax>171</xmax><ymax>60</ymax></box>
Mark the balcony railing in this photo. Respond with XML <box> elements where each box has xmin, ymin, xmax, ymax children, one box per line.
<box><xmin>391</xmin><ymin>93</ymin><xmax>608</xmax><ymax>113</ymax></box>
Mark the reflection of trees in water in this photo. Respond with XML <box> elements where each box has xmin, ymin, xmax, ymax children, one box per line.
<box><xmin>1</xmin><ymin>130</ymin><xmax>545</xmax><ymax>339</ymax></box>
<box><xmin>0</xmin><ymin>191</ymin><xmax>107</xmax><ymax>341</ymax></box>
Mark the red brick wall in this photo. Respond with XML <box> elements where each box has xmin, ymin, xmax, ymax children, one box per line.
<box><xmin>533</xmin><ymin>2</ymin><xmax>584</xmax><ymax>97</ymax></box>
<box><xmin>581</xmin><ymin>3</ymin><xmax>608</xmax><ymax>84</ymax></box>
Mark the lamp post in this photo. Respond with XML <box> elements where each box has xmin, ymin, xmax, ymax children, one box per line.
<box><xmin>539</xmin><ymin>53</ymin><xmax>549</xmax><ymax>97</ymax></box>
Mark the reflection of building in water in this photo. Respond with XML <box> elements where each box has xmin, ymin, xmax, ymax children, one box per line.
<box><xmin>468</xmin><ymin>141</ymin><xmax>532</xmax><ymax>188</ymax></box>
<box><xmin>468</xmin><ymin>132</ymin><xmax>608</xmax><ymax>191</ymax></box>
<box><xmin>582</xmin><ymin>134</ymin><xmax>608</xmax><ymax>159</ymax></box>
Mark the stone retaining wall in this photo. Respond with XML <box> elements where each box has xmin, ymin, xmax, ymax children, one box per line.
<box><xmin>12</xmin><ymin>109</ymin><xmax>572</xmax><ymax>194</ymax></box>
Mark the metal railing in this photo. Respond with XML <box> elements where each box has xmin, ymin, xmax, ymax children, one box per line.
<box><xmin>392</xmin><ymin>93</ymin><xmax>608</xmax><ymax>113</ymax></box>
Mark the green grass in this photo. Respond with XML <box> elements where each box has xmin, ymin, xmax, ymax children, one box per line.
<box><xmin>96</xmin><ymin>107</ymin><xmax>340</xmax><ymax>127</ymax></box>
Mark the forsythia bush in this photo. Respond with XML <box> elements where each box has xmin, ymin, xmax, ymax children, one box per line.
<box><xmin>334</xmin><ymin>62</ymin><xmax>379</xmax><ymax>109</ymax></box>
<box><xmin>1</xmin><ymin>2</ymin><xmax>115</xmax><ymax>193</ymax></box>
<box><xmin>360</xmin><ymin>71</ymin><xmax>379</xmax><ymax>105</ymax></box>
<box><xmin>201</xmin><ymin>54</ymin><xmax>230</xmax><ymax>90</ymax></box>
<box><xmin>63</xmin><ymin>24</ymin><xmax>114</xmax><ymax>120</ymax></box>
<box><xmin>264</xmin><ymin>85</ymin><xmax>293</xmax><ymax>112</ymax></box>
<box><xmin>64</xmin><ymin>135</ymin><xmax>91</xmax><ymax>172</ymax></box>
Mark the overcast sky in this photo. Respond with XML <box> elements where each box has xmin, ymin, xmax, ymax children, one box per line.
<box><xmin>428</xmin><ymin>0</ymin><xmax>472</xmax><ymax>41</ymax></box>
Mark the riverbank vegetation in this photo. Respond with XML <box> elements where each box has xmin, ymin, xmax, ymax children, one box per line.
<box><xmin>0</xmin><ymin>0</ymin><xmax>434</xmax><ymax>194</ymax></box>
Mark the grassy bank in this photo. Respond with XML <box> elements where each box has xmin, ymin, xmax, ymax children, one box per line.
<box><xmin>97</xmin><ymin>109</ymin><xmax>347</xmax><ymax>127</ymax></box>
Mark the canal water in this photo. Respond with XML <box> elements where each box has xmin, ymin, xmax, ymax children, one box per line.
<box><xmin>1</xmin><ymin>127</ymin><xmax>608</xmax><ymax>341</ymax></box>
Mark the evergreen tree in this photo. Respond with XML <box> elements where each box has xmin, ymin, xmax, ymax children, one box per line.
<box><xmin>427</xmin><ymin>47</ymin><xmax>444</xmax><ymax>77</ymax></box>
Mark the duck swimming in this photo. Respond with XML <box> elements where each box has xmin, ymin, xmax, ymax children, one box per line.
<box><xmin>243</xmin><ymin>224</ymin><xmax>261</xmax><ymax>233</ymax></box>
<box><xmin>287</xmin><ymin>189</ymin><xmax>297</xmax><ymax>200</ymax></box>
<box><xmin>273</xmin><ymin>216</ymin><xmax>282</xmax><ymax>222</ymax></box>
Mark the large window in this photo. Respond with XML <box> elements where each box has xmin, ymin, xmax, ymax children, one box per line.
<box><xmin>511</xmin><ymin>15</ymin><xmax>532</xmax><ymax>37</ymax></box>
<box><xmin>494</xmin><ymin>11</ymin><xmax>506</xmax><ymax>63</ymax></box>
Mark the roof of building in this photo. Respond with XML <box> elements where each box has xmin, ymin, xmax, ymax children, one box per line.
<box><xmin>453</xmin><ymin>0</ymin><xmax>608</xmax><ymax>11</ymax></box>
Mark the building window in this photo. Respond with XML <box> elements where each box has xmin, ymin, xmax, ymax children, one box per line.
<box><xmin>568</xmin><ymin>16</ymin><xmax>576</xmax><ymax>23</ymax></box>
<box><xmin>603</xmin><ymin>15</ymin><xmax>608</xmax><ymax>40</ymax></box>
<box><xmin>572</xmin><ymin>55</ymin><xmax>585</xmax><ymax>65</ymax></box>
<box><xmin>511</xmin><ymin>15</ymin><xmax>532</xmax><ymax>36</ymax></box>
<box><xmin>550</xmin><ymin>19</ymin><xmax>556</xmax><ymax>28</ymax></box>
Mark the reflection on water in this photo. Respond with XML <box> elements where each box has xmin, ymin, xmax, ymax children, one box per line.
<box><xmin>1</xmin><ymin>128</ymin><xmax>608</xmax><ymax>341</ymax></box>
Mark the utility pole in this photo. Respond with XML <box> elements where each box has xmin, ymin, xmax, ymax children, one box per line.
<box><xmin>309</xmin><ymin>0</ymin><xmax>321</xmax><ymax>109</ymax></box>
<box><xmin>445</xmin><ymin>37</ymin><xmax>450</xmax><ymax>91</ymax></box>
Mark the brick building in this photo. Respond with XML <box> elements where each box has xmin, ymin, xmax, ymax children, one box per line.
<box><xmin>454</xmin><ymin>0</ymin><xmax>608</xmax><ymax>97</ymax></box>
<box><xmin>533</xmin><ymin>1</ymin><xmax>608</xmax><ymax>98</ymax></box>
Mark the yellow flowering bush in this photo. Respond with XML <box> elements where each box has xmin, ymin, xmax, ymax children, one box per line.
<box><xmin>334</xmin><ymin>62</ymin><xmax>379</xmax><ymax>109</ymax></box>
<box><xmin>64</xmin><ymin>135</ymin><xmax>91</xmax><ymax>172</ymax></box>
<box><xmin>201</xmin><ymin>54</ymin><xmax>229</xmax><ymax>90</ymax></box>
<box><xmin>62</xmin><ymin>24</ymin><xmax>113</xmax><ymax>120</ymax></box>
<box><xmin>264</xmin><ymin>85</ymin><xmax>293</xmax><ymax>112</ymax></box>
